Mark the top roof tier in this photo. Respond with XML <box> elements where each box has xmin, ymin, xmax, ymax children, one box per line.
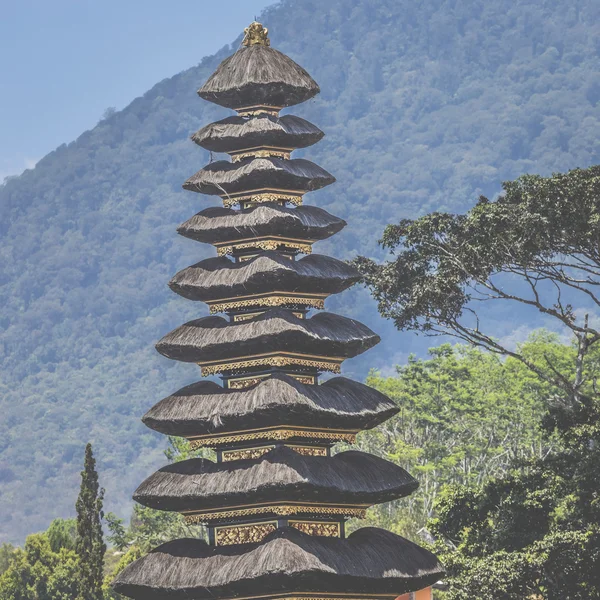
<box><xmin>198</xmin><ymin>22</ymin><xmax>320</xmax><ymax>111</ymax></box>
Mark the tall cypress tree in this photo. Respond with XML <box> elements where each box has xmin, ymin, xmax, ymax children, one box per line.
<box><xmin>75</xmin><ymin>443</ymin><xmax>106</xmax><ymax>600</ymax></box>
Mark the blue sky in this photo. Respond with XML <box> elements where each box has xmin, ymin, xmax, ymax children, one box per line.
<box><xmin>0</xmin><ymin>0</ymin><xmax>276</xmax><ymax>181</ymax></box>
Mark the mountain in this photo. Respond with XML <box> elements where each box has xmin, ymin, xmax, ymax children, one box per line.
<box><xmin>1</xmin><ymin>0</ymin><xmax>599</xmax><ymax>543</ymax></box>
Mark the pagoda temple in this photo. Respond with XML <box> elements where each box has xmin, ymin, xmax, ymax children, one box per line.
<box><xmin>114</xmin><ymin>21</ymin><xmax>443</xmax><ymax>600</ymax></box>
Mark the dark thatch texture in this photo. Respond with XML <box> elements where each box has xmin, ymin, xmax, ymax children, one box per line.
<box><xmin>133</xmin><ymin>447</ymin><xmax>418</xmax><ymax>512</ymax></box>
<box><xmin>177</xmin><ymin>204</ymin><xmax>346</xmax><ymax>245</ymax></box>
<box><xmin>192</xmin><ymin>114</ymin><xmax>323</xmax><ymax>153</ymax></box>
<box><xmin>155</xmin><ymin>309</ymin><xmax>380</xmax><ymax>364</ymax></box>
<box><xmin>182</xmin><ymin>158</ymin><xmax>335</xmax><ymax>196</ymax></box>
<box><xmin>113</xmin><ymin>527</ymin><xmax>444</xmax><ymax>600</ymax></box>
<box><xmin>198</xmin><ymin>45</ymin><xmax>320</xmax><ymax>109</ymax></box>
<box><xmin>142</xmin><ymin>373</ymin><xmax>398</xmax><ymax>437</ymax></box>
<box><xmin>169</xmin><ymin>253</ymin><xmax>360</xmax><ymax>302</ymax></box>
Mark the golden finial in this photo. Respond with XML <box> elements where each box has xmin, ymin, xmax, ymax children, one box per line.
<box><xmin>243</xmin><ymin>21</ymin><xmax>270</xmax><ymax>47</ymax></box>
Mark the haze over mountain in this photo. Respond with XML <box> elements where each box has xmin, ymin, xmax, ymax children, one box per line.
<box><xmin>1</xmin><ymin>0</ymin><xmax>599</xmax><ymax>543</ymax></box>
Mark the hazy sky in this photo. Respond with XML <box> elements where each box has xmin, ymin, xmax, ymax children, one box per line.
<box><xmin>0</xmin><ymin>0</ymin><xmax>276</xmax><ymax>181</ymax></box>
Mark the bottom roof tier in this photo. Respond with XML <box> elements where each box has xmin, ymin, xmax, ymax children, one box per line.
<box><xmin>113</xmin><ymin>527</ymin><xmax>443</xmax><ymax>600</ymax></box>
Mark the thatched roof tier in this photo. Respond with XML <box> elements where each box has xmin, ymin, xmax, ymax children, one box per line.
<box><xmin>198</xmin><ymin>45</ymin><xmax>320</xmax><ymax>110</ymax></box>
<box><xmin>142</xmin><ymin>374</ymin><xmax>398</xmax><ymax>438</ymax></box>
<box><xmin>155</xmin><ymin>309</ymin><xmax>380</xmax><ymax>364</ymax></box>
<box><xmin>182</xmin><ymin>158</ymin><xmax>334</xmax><ymax>196</ymax></box>
<box><xmin>192</xmin><ymin>115</ymin><xmax>323</xmax><ymax>153</ymax></box>
<box><xmin>178</xmin><ymin>204</ymin><xmax>345</xmax><ymax>245</ymax></box>
<box><xmin>113</xmin><ymin>527</ymin><xmax>443</xmax><ymax>600</ymax></box>
<box><xmin>134</xmin><ymin>446</ymin><xmax>417</xmax><ymax>512</ymax></box>
<box><xmin>168</xmin><ymin>254</ymin><xmax>360</xmax><ymax>302</ymax></box>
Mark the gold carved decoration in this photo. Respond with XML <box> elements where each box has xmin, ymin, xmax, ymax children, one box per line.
<box><xmin>243</xmin><ymin>22</ymin><xmax>270</xmax><ymax>47</ymax></box>
<box><xmin>227</xmin><ymin>376</ymin><xmax>268</xmax><ymax>389</ymax></box>
<box><xmin>231</xmin><ymin>149</ymin><xmax>291</xmax><ymax>162</ymax></box>
<box><xmin>226</xmin><ymin>373</ymin><xmax>315</xmax><ymax>389</ymax></box>
<box><xmin>188</xmin><ymin>427</ymin><xmax>356</xmax><ymax>450</ymax></box>
<box><xmin>232</xmin><ymin>311</ymin><xmax>305</xmax><ymax>322</ymax></box>
<box><xmin>290</xmin><ymin>446</ymin><xmax>328</xmax><ymax>457</ymax></box>
<box><xmin>216</xmin><ymin>239</ymin><xmax>313</xmax><ymax>256</ymax></box>
<box><xmin>233</xmin><ymin>312</ymin><xmax>263</xmax><ymax>322</ymax></box>
<box><xmin>220</xmin><ymin>445</ymin><xmax>326</xmax><ymax>462</ymax></box>
<box><xmin>184</xmin><ymin>504</ymin><xmax>367</xmax><ymax>524</ymax></box>
<box><xmin>222</xmin><ymin>190</ymin><xmax>304</xmax><ymax>208</ymax></box>
<box><xmin>215</xmin><ymin>522</ymin><xmax>277</xmax><ymax>546</ymax></box>
<box><xmin>236</xmin><ymin>106</ymin><xmax>281</xmax><ymax>117</ymax></box>
<box><xmin>209</xmin><ymin>294</ymin><xmax>324</xmax><ymax>314</ymax></box>
<box><xmin>292</xmin><ymin>374</ymin><xmax>316</xmax><ymax>385</ymax></box>
<box><xmin>199</xmin><ymin>354</ymin><xmax>343</xmax><ymax>377</ymax></box>
<box><xmin>290</xmin><ymin>521</ymin><xmax>341</xmax><ymax>537</ymax></box>
<box><xmin>221</xmin><ymin>446</ymin><xmax>274</xmax><ymax>462</ymax></box>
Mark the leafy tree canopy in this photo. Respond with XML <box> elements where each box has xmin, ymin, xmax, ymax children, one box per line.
<box><xmin>354</xmin><ymin>338</ymin><xmax>554</xmax><ymax>539</ymax></box>
<box><xmin>356</xmin><ymin>165</ymin><xmax>600</xmax><ymax>407</ymax></box>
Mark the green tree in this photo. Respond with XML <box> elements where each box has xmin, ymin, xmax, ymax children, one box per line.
<box><xmin>0</xmin><ymin>543</ymin><xmax>16</xmax><ymax>576</ymax></box>
<box><xmin>355</xmin><ymin>165</ymin><xmax>600</xmax><ymax>408</ymax></box>
<box><xmin>46</xmin><ymin>519</ymin><xmax>77</xmax><ymax>553</ymax></box>
<box><xmin>75</xmin><ymin>444</ymin><xmax>106</xmax><ymax>600</ymax></box>
<box><xmin>354</xmin><ymin>339</ymin><xmax>551</xmax><ymax>539</ymax></box>
<box><xmin>105</xmin><ymin>514</ymin><xmax>129</xmax><ymax>553</ymax></box>
<box><xmin>0</xmin><ymin>534</ymin><xmax>80</xmax><ymax>600</ymax></box>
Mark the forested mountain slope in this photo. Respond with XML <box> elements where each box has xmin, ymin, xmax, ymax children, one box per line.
<box><xmin>1</xmin><ymin>0</ymin><xmax>599</xmax><ymax>543</ymax></box>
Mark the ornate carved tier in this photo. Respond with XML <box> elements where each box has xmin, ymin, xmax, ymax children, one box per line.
<box><xmin>198</xmin><ymin>35</ymin><xmax>319</xmax><ymax>110</ymax></box>
<box><xmin>142</xmin><ymin>374</ymin><xmax>398</xmax><ymax>441</ymax></box>
<box><xmin>155</xmin><ymin>310</ymin><xmax>380</xmax><ymax>369</ymax></box>
<box><xmin>192</xmin><ymin>115</ymin><xmax>324</xmax><ymax>155</ymax></box>
<box><xmin>168</xmin><ymin>254</ymin><xmax>360</xmax><ymax>313</ymax></box>
<box><xmin>113</xmin><ymin>528</ymin><xmax>443</xmax><ymax>600</ymax></box>
<box><xmin>178</xmin><ymin>205</ymin><xmax>346</xmax><ymax>252</ymax></box>
<box><xmin>133</xmin><ymin>447</ymin><xmax>417</xmax><ymax>518</ymax></box>
<box><xmin>182</xmin><ymin>157</ymin><xmax>335</xmax><ymax>200</ymax></box>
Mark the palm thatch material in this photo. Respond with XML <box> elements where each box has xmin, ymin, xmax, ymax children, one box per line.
<box><xmin>134</xmin><ymin>447</ymin><xmax>417</xmax><ymax>512</ymax></box>
<box><xmin>198</xmin><ymin>45</ymin><xmax>320</xmax><ymax>109</ymax></box>
<box><xmin>192</xmin><ymin>114</ymin><xmax>323</xmax><ymax>153</ymax></box>
<box><xmin>155</xmin><ymin>309</ymin><xmax>380</xmax><ymax>364</ymax></box>
<box><xmin>113</xmin><ymin>527</ymin><xmax>444</xmax><ymax>600</ymax></box>
<box><xmin>182</xmin><ymin>158</ymin><xmax>335</xmax><ymax>196</ymax></box>
<box><xmin>177</xmin><ymin>204</ymin><xmax>345</xmax><ymax>245</ymax></box>
<box><xmin>169</xmin><ymin>253</ymin><xmax>360</xmax><ymax>302</ymax></box>
<box><xmin>142</xmin><ymin>374</ymin><xmax>398</xmax><ymax>437</ymax></box>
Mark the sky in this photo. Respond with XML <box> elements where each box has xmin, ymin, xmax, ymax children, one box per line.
<box><xmin>0</xmin><ymin>0</ymin><xmax>276</xmax><ymax>182</ymax></box>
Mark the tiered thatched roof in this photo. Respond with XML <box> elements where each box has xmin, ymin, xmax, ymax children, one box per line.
<box><xmin>134</xmin><ymin>447</ymin><xmax>418</xmax><ymax>512</ymax></box>
<box><xmin>183</xmin><ymin>157</ymin><xmax>335</xmax><ymax>196</ymax></box>
<box><xmin>192</xmin><ymin>114</ymin><xmax>324</xmax><ymax>152</ymax></box>
<box><xmin>168</xmin><ymin>253</ymin><xmax>360</xmax><ymax>302</ymax></box>
<box><xmin>142</xmin><ymin>374</ymin><xmax>398</xmax><ymax>437</ymax></box>
<box><xmin>113</xmin><ymin>527</ymin><xmax>444</xmax><ymax>600</ymax></box>
<box><xmin>198</xmin><ymin>45</ymin><xmax>320</xmax><ymax>109</ymax></box>
<box><xmin>155</xmin><ymin>309</ymin><xmax>380</xmax><ymax>363</ymax></box>
<box><xmin>177</xmin><ymin>204</ymin><xmax>346</xmax><ymax>245</ymax></box>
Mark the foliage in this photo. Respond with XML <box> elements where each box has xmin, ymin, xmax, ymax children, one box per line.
<box><xmin>0</xmin><ymin>543</ymin><xmax>16</xmax><ymax>576</ymax></box>
<box><xmin>429</xmin><ymin>393</ymin><xmax>600</xmax><ymax>599</ymax></box>
<box><xmin>2</xmin><ymin>0</ymin><xmax>600</xmax><ymax>543</ymax></box>
<box><xmin>46</xmin><ymin>519</ymin><xmax>77</xmax><ymax>553</ymax></box>
<box><xmin>75</xmin><ymin>444</ymin><xmax>106</xmax><ymax>600</ymax></box>
<box><xmin>355</xmin><ymin>165</ymin><xmax>600</xmax><ymax>408</ymax></box>
<box><xmin>352</xmin><ymin>339</ymin><xmax>552</xmax><ymax>539</ymax></box>
<box><xmin>0</xmin><ymin>534</ymin><xmax>80</xmax><ymax>600</ymax></box>
<box><xmin>105</xmin><ymin>514</ymin><xmax>128</xmax><ymax>553</ymax></box>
